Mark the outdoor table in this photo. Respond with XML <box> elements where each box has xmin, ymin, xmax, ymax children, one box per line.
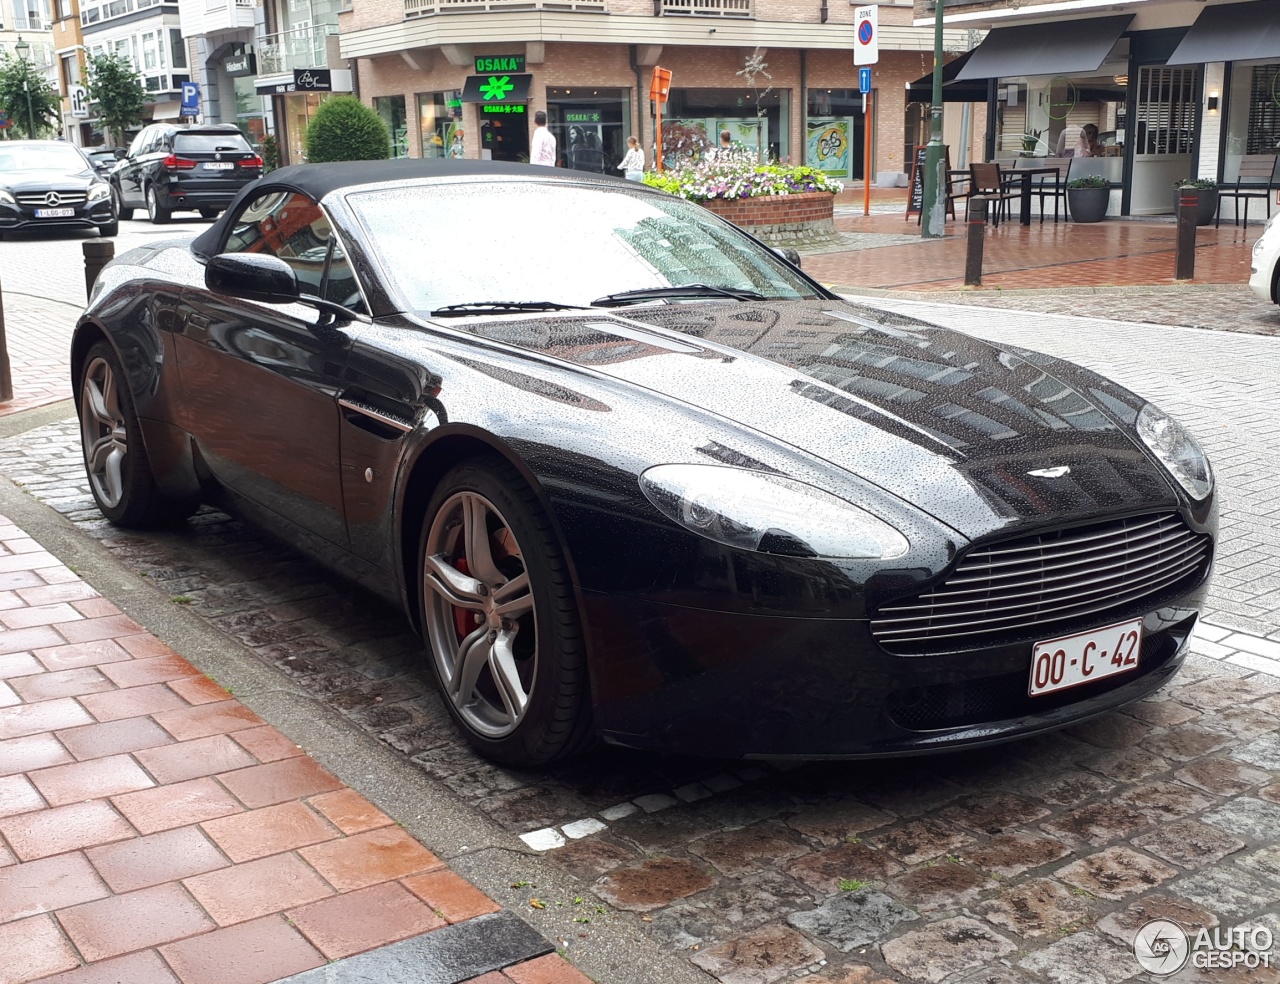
<box><xmin>1015</xmin><ymin>167</ymin><xmax>1061</xmax><ymax>226</ymax></box>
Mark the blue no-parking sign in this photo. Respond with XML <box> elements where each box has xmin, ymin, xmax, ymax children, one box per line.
<box><xmin>859</xmin><ymin>67</ymin><xmax>872</xmax><ymax>94</ymax></box>
<box><xmin>180</xmin><ymin>81</ymin><xmax>201</xmax><ymax>116</ymax></box>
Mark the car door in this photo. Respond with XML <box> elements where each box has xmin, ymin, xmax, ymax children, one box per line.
<box><xmin>172</xmin><ymin>189</ymin><xmax>357</xmax><ymax>549</ymax></box>
<box><xmin>117</xmin><ymin>128</ymin><xmax>151</xmax><ymax>207</ymax></box>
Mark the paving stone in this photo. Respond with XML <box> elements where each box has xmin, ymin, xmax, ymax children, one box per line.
<box><xmin>546</xmin><ymin>836</ymin><xmax>639</xmax><ymax>879</ymax></box>
<box><xmin>1172</xmin><ymin>674</ymin><xmax>1280</xmax><ymax>712</ymax></box>
<box><xmin>689</xmin><ymin>923</ymin><xmax>825</xmax><ymax>984</ymax></box>
<box><xmin>1201</xmin><ymin>797</ymin><xmax>1280</xmax><ymax>840</ymax></box>
<box><xmin>1138</xmin><ymin>727</ymin><xmax>1234</xmax><ymax>763</ymax></box>
<box><xmin>886</xmin><ymin>861</ymin><xmax>990</xmax><ymax>913</ymax></box>
<box><xmin>937</xmin><ymin>968</ymin><xmax>1035</xmax><ymax>984</ymax></box>
<box><xmin>867</xmin><ymin>820</ymin><xmax>975</xmax><ymax>866</ymax></box>
<box><xmin>786</xmin><ymin>890</ymin><xmax>918</xmax><ymax>951</ymax></box>
<box><xmin>689</xmin><ymin>822</ymin><xmax>812</xmax><ymax>877</ymax></box>
<box><xmin>1041</xmin><ymin>802</ymin><xmax>1152</xmax><ymax>847</ymax></box>
<box><xmin>645</xmin><ymin>870</ymin><xmax>817</xmax><ymax>950</ymax></box>
<box><xmin>1131</xmin><ymin>820</ymin><xmax>1247</xmax><ymax>870</ymax></box>
<box><xmin>963</xmin><ymin>832</ymin><xmax>1074</xmax><ymax>879</ymax></box>
<box><xmin>784</xmin><ymin>799</ymin><xmax>895</xmax><ymax>846</ymax></box>
<box><xmin>1062</xmin><ymin>713</ymin><xmax>1153</xmax><ymax>749</ymax></box>
<box><xmin>1230</xmin><ymin>734</ymin><xmax>1280</xmax><ymax>771</ymax></box>
<box><xmin>1016</xmin><ymin>930</ymin><xmax>1139</xmax><ymax>984</ymax></box>
<box><xmin>880</xmin><ymin>916</ymin><xmax>1016</xmax><ymax>984</ymax></box>
<box><xmin>593</xmin><ymin>857</ymin><xmax>716</xmax><ymax>913</ymax></box>
<box><xmin>937</xmin><ymin>794</ymin><xmax>1052</xmax><ymax>837</ymax></box>
<box><xmin>1114</xmin><ymin>781</ymin><xmax>1215</xmax><ymax>823</ymax></box>
<box><xmin>473</xmin><ymin>785</ymin><xmax>595</xmax><ymax>834</ymax></box>
<box><xmin>1055</xmin><ymin>846</ymin><xmax>1178</xmax><ymax>901</ymax></box>
<box><xmin>1175</xmin><ymin>759</ymin><xmax>1272</xmax><ymax>797</ymax></box>
<box><xmin>785</xmin><ymin>841</ymin><xmax>904</xmax><ymax>894</ymax></box>
<box><xmin>851</xmin><ymin>771</ymin><xmax>965</xmax><ymax>818</ymax></box>
<box><xmin>979</xmin><ymin>878</ymin><xmax>1094</xmax><ymax>938</ymax></box>
<box><xmin>1095</xmin><ymin>893</ymin><xmax>1220</xmax><ymax>944</ymax></box>
<box><xmin>1234</xmin><ymin>845</ymin><xmax>1280</xmax><ymax>884</ymax></box>
<box><xmin>1016</xmin><ymin>771</ymin><xmax>1117</xmax><ymax>807</ymax></box>
<box><xmin>1124</xmin><ymin>700</ymin><xmax>1202</xmax><ymax>728</ymax></box>
<box><xmin>1083</xmin><ymin>745</ymin><xmax>1176</xmax><ymax>784</ymax></box>
<box><xmin>1175</xmin><ymin>865</ymin><xmax>1280</xmax><ymax>919</ymax></box>
<box><xmin>805</xmin><ymin>966</ymin><xmax>898</xmax><ymax>984</ymax></box>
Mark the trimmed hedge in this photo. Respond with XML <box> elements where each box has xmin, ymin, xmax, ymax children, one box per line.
<box><xmin>304</xmin><ymin>96</ymin><xmax>391</xmax><ymax>163</ymax></box>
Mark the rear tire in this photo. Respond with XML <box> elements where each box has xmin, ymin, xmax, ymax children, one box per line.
<box><xmin>199</xmin><ymin>208</ymin><xmax>220</xmax><ymax>219</ymax></box>
<box><xmin>146</xmin><ymin>185</ymin><xmax>171</xmax><ymax>225</ymax></box>
<box><xmin>419</xmin><ymin>456</ymin><xmax>594</xmax><ymax>765</ymax></box>
<box><xmin>77</xmin><ymin>340</ymin><xmax>197</xmax><ymax>528</ymax></box>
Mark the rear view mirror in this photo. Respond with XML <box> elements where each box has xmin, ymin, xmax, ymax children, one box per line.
<box><xmin>206</xmin><ymin>253</ymin><xmax>301</xmax><ymax>304</ymax></box>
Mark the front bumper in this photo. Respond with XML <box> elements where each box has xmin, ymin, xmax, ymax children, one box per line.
<box><xmin>582</xmin><ymin>585</ymin><xmax>1206</xmax><ymax>759</ymax></box>
<box><xmin>1249</xmin><ymin>231</ymin><xmax>1279</xmax><ymax>303</ymax></box>
<box><xmin>0</xmin><ymin>198</ymin><xmax>115</xmax><ymax>234</ymax></box>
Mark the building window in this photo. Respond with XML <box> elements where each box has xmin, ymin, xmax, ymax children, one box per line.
<box><xmin>546</xmin><ymin>87</ymin><xmax>631</xmax><ymax>173</ymax></box>
<box><xmin>418</xmin><ymin>90</ymin><xmax>462</xmax><ymax>158</ymax></box>
<box><xmin>170</xmin><ymin>29</ymin><xmax>186</xmax><ymax>69</ymax></box>
<box><xmin>658</xmin><ymin>87</ymin><xmax>788</xmax><ymax>166</ymax></box>
<box><xmin>374</xmin><ymin>95</ymin><xmax>408</xmax><ymax>157</ymax></box>
<box><xmin>1224</xmin><ymin>60</ymin><xmax>1280</xmax><ymax>182</ymax></box>
<box><xmin>61</xmin><ymin>53</ymin><xmax>77</xmax><ymax>93</ymax></box>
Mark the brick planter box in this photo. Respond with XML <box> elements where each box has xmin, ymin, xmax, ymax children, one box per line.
<box><xmin>698</xmin><ymin>191</ymin><xmax>839</xmax><ymax>248</ymax></box>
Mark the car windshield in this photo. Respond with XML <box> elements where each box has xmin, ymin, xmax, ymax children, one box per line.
<box><xmin>174</xmin><ymin>134</ymin><xmax>252</xmax><ymax>153</ymax></box>
<box><xmin>345</xmin><ymin>180</ymin><xmax>823</xmax><ymax>313</ymax></box>
<box><xmin>0</xmin><ymin>145</ymin><xmax>89</xmax><ymax>173</ymax></box>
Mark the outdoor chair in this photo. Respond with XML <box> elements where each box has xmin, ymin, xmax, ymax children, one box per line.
<box><xmin>916</xmin><ymin>169</ymin><xmax>970</xmax><ymax>225</ymax></box>
<box><xmin>1217</xmin><ymin>154</ymin><xmax>1278</xmax><ymax>228</ymax></box>
<box><xmin>968</xmin><ymin>162</ymin><xmax>1019</xmax><ymax>227</ymax></box>
<box><xmin>1016</xmin><ymin>157</ymin><xmax>1069</xmax><ymax>224</ymax></box>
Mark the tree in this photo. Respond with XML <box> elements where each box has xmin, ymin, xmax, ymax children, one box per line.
<box><xmin>83</xmin><ymin>54</ymin><xmax>145</xmax><ymax>147</ymax></box>
<box><xmin>0</xmin><ymin>54</ymin><xmax>60</xmax><ymax>139</ymax></box>
<box><xmin>735</xmin><ymin>48</ymin><xmax>774</xmax><ymax>162</ymax></box>
<box><xmin>304</xmin><ymin>96</ymin><xmax>390</xmax><ymax>163</ymax></box>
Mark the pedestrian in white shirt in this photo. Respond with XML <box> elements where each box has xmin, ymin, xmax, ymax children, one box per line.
<box><xmin>531</xmin><ymin>111</ymin><xmax>556</xmax><ymax>166</ymax></box>
<box><xmin>617</xmin><ymin>135</ymin><xmax>644</xmax><ymax>181</ymax></box>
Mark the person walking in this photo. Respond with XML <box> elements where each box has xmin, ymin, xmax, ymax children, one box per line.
<box><xmin>617</xmin><ymin>135</ymin><xmax>644</xmax><ymax>181</ymax></box>
<box><xmin>531</xmin><ymin>111</ymin><xmax>556</xmax><ymax>166</ymax></box>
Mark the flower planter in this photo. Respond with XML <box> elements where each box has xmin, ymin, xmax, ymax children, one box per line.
<box><xmin>1171</xmin><ymin>187</ymin><xmax>1219</xmax><ymax>226</ymax></box>
<box><xmin>1067</xmin><ymin>187</ymin><xmax>1110</xmax><ymax>223</ymax></box>
<box><xmin>698</xmin><ymin>191</ymin><xmax>839</xmax><ymax>247</ymax></box>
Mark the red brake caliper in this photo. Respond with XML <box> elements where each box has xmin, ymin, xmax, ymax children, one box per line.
<box><xmin>451</xmin><ymin>554</ymin><xmax>475</xmax><ymax>642</ymax></box>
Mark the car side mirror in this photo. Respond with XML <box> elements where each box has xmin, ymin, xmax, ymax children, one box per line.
<box><xmin>774</xmin><ymin>246</ymin><xmax>802</xmax><ymax>269</ymax></box>
<box><xmin>206</xmin><ymin>253</ymin><xmax>301</xmax><ymax>304</ymax></box>
<box><xmin>113</xmin><ymin>147</ymin><xmax>127</xmax><ymax>159</ymax></box>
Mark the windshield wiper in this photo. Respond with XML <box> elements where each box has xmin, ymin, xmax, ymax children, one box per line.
<box><xmin>591</xmin><ymin>284</ymin><xmax>768</xmax><ymax>307</ymax></box>
<box><xmin>429</xmin><ymin>300</ymin><xmax>588</xmax><ymax>317</ymax></box>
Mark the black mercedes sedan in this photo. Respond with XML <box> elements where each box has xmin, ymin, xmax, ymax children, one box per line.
<box><xmin>0</xmin><ymin>140</ymin><xmax>118</xmax><ymax>238</ymax></box>
<box><xmin>71</xmin><ymin>159</ymin><xmax>1215</xmax><ymax>765</ymax></box>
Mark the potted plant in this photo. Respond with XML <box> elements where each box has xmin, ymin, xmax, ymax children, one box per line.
<box><xmin>1172</xmin><ymin>178</ymin><xmax>1219</xmax><ymax>226</ymax></box>
<box><xmin>1067</xmin><ymin>174</ymin><xmax>1110</xmax><ymax>223</ymax></box>
<box><xmin>1021</xmin><ymin>128</ymin><xmax>1043</xmax><ymax>155</ymax></box>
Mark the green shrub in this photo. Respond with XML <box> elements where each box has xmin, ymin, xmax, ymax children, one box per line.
<box><xmin>304</xmin><ymin>96</ymin><xmax>391</xmax><ymax>163</ymax></box>
<box><xmin>1173</xmin><ymin>177</ymin><xmax>1217</xmax><ymax>190</ymax></box>
<box><xmin>259</xmin><ymin>133</ymin><xmax>280</xmax><ymax>173</ymax></box>
<box><xmin>1067</xmin><ymin>175</ymin><xmax>1109</xmax><ymax>189</ymax></box>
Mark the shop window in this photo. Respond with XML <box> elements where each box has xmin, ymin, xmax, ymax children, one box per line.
<box><xmin>806</xmin><ymin>90</ymin><xmax>865</xmax><ymax>180</ymax></box>
<box><xmin>374</xmin><ymin>95</ymin><xmax>409</xmax><ymax>158</ymax></box>
<box><xmin>1224</xmin><ymin>61</ymin><xmax>1280</xmax><ymax>182</ymax></box>
<box><xmin>546</xmin><ymin>87</ymin><xmax>631</xmax><ymax>174</ymax></box>
<box><xmin>418</xmin><ymin>90</ymin><xmax>463</xmax><ymax>158</ymax></box>
<box><xmin>658</xmin><ymin>87</ymin><xmax>788</xmax><ymax>167</ymax></box>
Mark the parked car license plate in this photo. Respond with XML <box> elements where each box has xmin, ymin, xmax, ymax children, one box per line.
<box><xmin>204</xmin><ymin>162</ymin><xmax>235</xmax><ymax>170</ymax></box>
<box><xmin>1029</xmin><ymin>618</ymin><xmax>1143</xmax><ymax>696</ymax></box>
<box><xmin>35</xmin><ymin>207</ymin><xmax>75</xmax><ymax>218</ymax></box>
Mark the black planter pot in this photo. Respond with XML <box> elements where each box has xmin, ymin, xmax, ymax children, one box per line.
<box><xmin>1172</xmin><ymin>187</ymin><xmax>1219</xmax><ymax>226</ymax></box>
<box><xmin>1067</xmin><ymin>187</ymin><xmax>1110</xmax><ymax>223</ymax></box>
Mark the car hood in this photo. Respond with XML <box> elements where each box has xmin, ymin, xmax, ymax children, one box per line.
<box><xmin>1</xmin><ymin>168</ymin><xmax>99</xmax><ymax>192</ymax></box>
<box><xmin>440</xmin><ymin>299</ymin><xmax>1180</xmax><ymax>539</ymax></box>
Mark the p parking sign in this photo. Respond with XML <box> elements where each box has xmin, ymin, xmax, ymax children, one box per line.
<box><xmin>854</xmin><ymin>5</ymin><xmax>879</xmax><ymax>66</ymax></box>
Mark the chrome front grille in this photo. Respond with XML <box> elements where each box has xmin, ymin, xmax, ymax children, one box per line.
<box><xmin>16</xmin><ymin>192</ymin><xmax>87</xmax><ymax>206</ymax></box>
<box><xmin>872</xmin><ymin>513</ymin><xmax>1211</xmax><ymax>654</ymax></box>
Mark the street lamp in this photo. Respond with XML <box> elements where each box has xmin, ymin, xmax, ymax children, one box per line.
<box><xmin>13</xmin><ymin>36</ymin><xmax>36</xmax><ymax>139</ymax></box>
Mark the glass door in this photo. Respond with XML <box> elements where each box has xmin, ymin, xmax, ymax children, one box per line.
<box><xmin>1130</xmin><ymin>65</ymin><xmax>1200</xmax><ymax>214</ymax></box>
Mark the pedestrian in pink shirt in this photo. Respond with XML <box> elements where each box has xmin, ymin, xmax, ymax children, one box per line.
<box><xmin>531</xmin><ymin>111</ymin><xmax>557</xmax><ymax>166</ymax></box>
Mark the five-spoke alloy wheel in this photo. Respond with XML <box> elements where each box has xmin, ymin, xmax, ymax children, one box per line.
<box><xmin>420</xmin><ymin>458</ymin><xmax>591</xmax><ymax>764</ymax></box>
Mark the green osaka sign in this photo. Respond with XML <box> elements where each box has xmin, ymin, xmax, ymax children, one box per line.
<box><xmin>564</xmin><ymin>111</ymin><xmax>602</xmax><ymax>123</ymax></box>
<box><xmin>482</xmin><ymin>104</ymin><xmax>526</xmax><ymax>114</ymax></box>
<box><xmin>474</xmin><ymin>55</ymin><xmax>525</xmax><ymax>74</ymax></box>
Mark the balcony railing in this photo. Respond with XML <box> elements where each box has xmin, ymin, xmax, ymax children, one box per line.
<box><xmin>661</xmin><ymin>0</ymin><xmax>750</xmax><ymax>15</ymax></box>
<box><xmin>404</xmin><ymin>0</ymin><xmax>605</xmax><ymax>17</ymax></box>
<box><xmin>257</xmin><ymin>22</ymin><xmax>337</xmax><ymax>74</ymax></box>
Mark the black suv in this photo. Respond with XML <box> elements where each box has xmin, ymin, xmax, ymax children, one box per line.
<box><xmin>113</xmin><ymin>124</ymin><xmax>263</xmax><ymax>224</ymax></box>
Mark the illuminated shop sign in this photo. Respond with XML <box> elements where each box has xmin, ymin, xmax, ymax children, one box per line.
<box><xmin>482</xmin><ymin>104</ymin><xmax>527</xmax><ymax>114</ymax></box>
<box><xmin>474</xmin><ymin>55</ymin><xmax>525</xmax><ymax>74</ymax></box>
<box><xmin>564</xmin><ymin>111</ymin><xmax>602</xmax><ymax>123</ymax></box>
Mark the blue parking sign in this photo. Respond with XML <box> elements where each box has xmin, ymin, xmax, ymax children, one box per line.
<box><xmin>859</xmin><ymin>67</ymin><xmax>872</xmax><ymax>94</ymax></box>
<box><xmin>180</xmin><ymin>82</ymin><xmax>201</xmax><ymax>115</ymax></box>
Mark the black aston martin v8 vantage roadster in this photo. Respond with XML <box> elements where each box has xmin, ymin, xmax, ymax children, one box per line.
<box><xmin>72</xmin><ymin>159</ymin><xmax>1215</xmax><ymax>765</ymax></box>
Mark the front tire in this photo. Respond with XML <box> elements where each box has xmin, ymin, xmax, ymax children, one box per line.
<box><xmin>146</xmin><ymin>185</ymin><xmax>171</xmax><ymax>225</ymax></box>
<box><xmin>419</xmin><ymin>457</ymin><xmax>593</xmax><ymax>765</ymax></box>
<box><xmin>113</xmin><ymin>185</ymin><xmax>134</xmax><ymax>221</ymax></box>
<box><xmin>78</xmin><ymin>341</ymin><xmax>196</xmax><ymax>527</ymax></box>
<box><xmin>98</xmin><ymin>221</ymin><xmax>119</xmax><ymax>237</ymax></box>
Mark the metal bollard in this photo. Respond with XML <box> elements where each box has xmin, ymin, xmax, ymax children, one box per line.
<box><xmin>1174</xmin><ymin>193</ymin><xmax>1197</xmax><ymax>281</ymax></box>
<box><xmin>965</xmin><ymin>196</ymin><xmax>987</xmax><ymax>287</ymax></box>
<box><xmin>0</xmin><ymin>272</ymin><xmax>12</xmax><ymax>403</ymax></box>
<box><xmin>83</xmin><ymin>238</ymin><xmax>116</xmax><ymax>301</ymax></box>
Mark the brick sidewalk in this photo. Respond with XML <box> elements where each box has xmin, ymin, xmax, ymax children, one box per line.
<box><xmin>0</xmin><ymin>513</ymin><xmax>585</xmax><ymax>984</ymax></box>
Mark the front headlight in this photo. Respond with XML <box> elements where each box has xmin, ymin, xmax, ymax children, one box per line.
<box><xmin>1137</xmin><ymin>403</ymin><xmax>1213</xmax><ymax>501</ymax></box>
<box><xmin>0</xmin><ymin>189</ymin><xmax>15</xmax><ymax>205</ymax></box>
<box><xmin>87</xmin><ymin>184</ymin><xmax>111</xmax><ymax>201</ymax></box>
<box><xmin>640</xmin><ymin>464</ymin><xmax>910</xmax><ymax>560</ymax></box>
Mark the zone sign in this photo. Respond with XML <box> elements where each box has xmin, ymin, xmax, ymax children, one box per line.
<box><xmin>854</xmin><ymin>4</ymin><xmax>879</xmax><ymax>66</ymax></box>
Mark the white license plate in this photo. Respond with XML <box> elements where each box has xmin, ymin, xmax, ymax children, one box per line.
<box><xmin>34</xmin><ymin>207</ymin><xmax>75</xmax><ymax>218</ymax></box>
<box><xmin>204</xmin><ymin>162</ymin><xmax>234</xmax><ymax>170</ymax></box>
<box><xmin>1029</xmin><ymin>618</ymin><xmax>1143</xmax><ymax>696</ymax></box>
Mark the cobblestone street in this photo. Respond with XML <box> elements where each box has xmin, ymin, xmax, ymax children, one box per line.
<box><xmin>2</xmin><ymin>276</ymin><xmax>1278</xmax><ymax>982</ymax></box>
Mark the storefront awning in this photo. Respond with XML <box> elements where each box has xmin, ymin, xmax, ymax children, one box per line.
<box><xmin>1167</xmin><ymin>0</ymin><xmax>1280</xmax><ymax>66</ymax></box>
<box><xmin>957</xmin><ymin>15</ymin><xmax>1133</xmax><ymax>81</ymax></box>
<box><xmin>908</xmin><ymin>51</ymin><xmax>990</xmax><ymax>103</ymax></box>
<box><xmin>461</xmin><ymin>74</ymin><xmax>532</xmax><ymax>104</ymax></box>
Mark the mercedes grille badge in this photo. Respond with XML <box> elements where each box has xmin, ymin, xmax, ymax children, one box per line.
<box><xmin>44</xmin><ymin>192</ymin><xmax>62</xmax><ymax>207</ymax></box>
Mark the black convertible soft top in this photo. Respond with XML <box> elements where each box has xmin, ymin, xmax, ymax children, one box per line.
<box><xmin>191</xmin><ymin>157</ymin><xmax>619</xmax><ymax>259</ymax></box>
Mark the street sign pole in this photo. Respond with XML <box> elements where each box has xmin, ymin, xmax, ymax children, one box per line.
<box><xmin>922</xmin><ymin>0</ymin><xmax>947</xmax><ymax>239</ymax></box>
<box><xmin>650</xmin><ymin>67</ymin><xmax>671</xmax><ymax>172</ymax></box>
<box><xmin>859</xmin><ymin>66</ymin><xmax>873</xmax><ymax>217</ymax></box>
<box><xmin>854</xmin><ymin>7</ymin><xmax>879</xmax><ymax>218</ymax></box>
